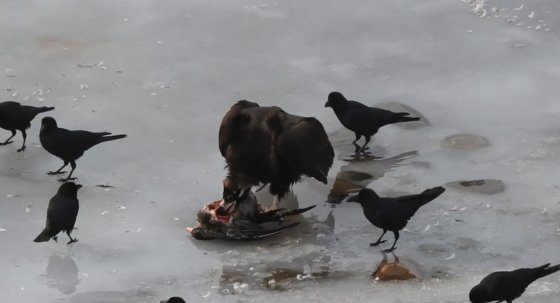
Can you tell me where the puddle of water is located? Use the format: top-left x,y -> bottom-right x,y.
442,134 -> 490,150
446,179 -> 505,195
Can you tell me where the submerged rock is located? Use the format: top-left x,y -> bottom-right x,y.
442,134 -> 489,150
454,237 -> 480,250
372,254 -> 420,281
446,179 -> 505,195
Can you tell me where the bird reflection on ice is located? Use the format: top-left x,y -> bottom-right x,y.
44,253 -> 80,295
328,150 -> 418,203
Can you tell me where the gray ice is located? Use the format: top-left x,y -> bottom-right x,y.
0,0 -> 559,302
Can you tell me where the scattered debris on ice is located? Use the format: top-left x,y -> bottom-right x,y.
444,253 -> 456,260
464,0 -> 487,17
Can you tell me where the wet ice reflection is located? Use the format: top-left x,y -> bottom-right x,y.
210,211 -> 336,294
44,253 -> 80,295
70,290 -> 155,303
328,150 -> 418,203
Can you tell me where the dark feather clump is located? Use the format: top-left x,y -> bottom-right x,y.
219,100 -> 334,200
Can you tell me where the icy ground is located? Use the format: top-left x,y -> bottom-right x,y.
1,0 -> 559,302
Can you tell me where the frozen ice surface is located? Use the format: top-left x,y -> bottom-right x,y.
0,0 -> 559,302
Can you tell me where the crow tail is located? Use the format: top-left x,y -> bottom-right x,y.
38,106 -> 55,113
96,134 -> 127,144
394,112 -> 420,123
416,186 -> 446,207
534,263 -> 560,280
33,227 -> 55,242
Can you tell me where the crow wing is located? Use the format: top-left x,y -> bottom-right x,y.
0,101 -> 29,130
47,194 -> 79,231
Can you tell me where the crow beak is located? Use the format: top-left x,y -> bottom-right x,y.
324,100 -> 331,108
347,194 -> 361,203
76,184 -> 83,189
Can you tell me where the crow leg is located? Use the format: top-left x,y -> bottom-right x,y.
17,130 -> 26,152
360,136 -> 371,152
66,230 -> 78,244
382,230 -> 399,253
370,230 -> 388,246
58,161 -> 77,182
48,161 -> 68,175
0,130 -> 15,146
53,235 -> 58,242
353,142 -> 362,154
352,133 -> 362,144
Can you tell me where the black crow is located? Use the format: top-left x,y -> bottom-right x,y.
470,263 -> 560,303
0,101 -> 54,152
40,117 -> 126,182
325,92 -> 420,151
34,182 -> 82,244
348,186 -> 445,252
219,100 -> 334,209
160,297 -> 186,303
